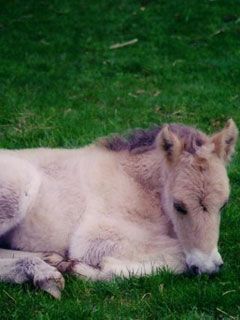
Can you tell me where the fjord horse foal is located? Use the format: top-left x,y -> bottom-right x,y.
0,120 -> 237,298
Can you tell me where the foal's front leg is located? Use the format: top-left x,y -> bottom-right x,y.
0,248 -> 72,273
0,256 -> 64,298
69,255 -> 185,281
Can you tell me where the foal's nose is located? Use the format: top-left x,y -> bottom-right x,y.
186,249 -> 224,275
188,262 -> 223,275
189,265 -> 200,275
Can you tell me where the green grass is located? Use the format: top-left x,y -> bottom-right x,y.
0,0 -> 240,319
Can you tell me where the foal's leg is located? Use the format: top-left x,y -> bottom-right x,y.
0,249 -> 111,281
70,254 -> 185,281
0,248 -> 44,259
0,158 -> 65,298
70,261 -> 113,280
70,244 -> 185,280
69,213 -> 186,280
70,236 -> 186,280
98,239 -> 186,278
100,254 -> 186,278
0,256 -> 64,298
0,248 -> 72,273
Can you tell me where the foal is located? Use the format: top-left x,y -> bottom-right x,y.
0,119 -> 237,298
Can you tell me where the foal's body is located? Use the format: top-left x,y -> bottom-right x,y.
0,147 -> 183,276
0,120 -> 237,298
1,147 -> 174,257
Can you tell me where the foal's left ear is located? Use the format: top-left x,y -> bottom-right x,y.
211,119 -> 238,163
156,125 -> 182,163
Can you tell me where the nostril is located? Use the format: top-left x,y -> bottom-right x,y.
189,265 -> 200,275
210,262 -> 223,275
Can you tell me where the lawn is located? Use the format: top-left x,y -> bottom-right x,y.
0,0 -> 240,319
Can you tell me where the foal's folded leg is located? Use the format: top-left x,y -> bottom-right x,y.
69,252 -> 186,281
0,256 -> 64,298
0,248 -> 72,273
100,254 -> 186,278
99,241 -> 186,278
70,261 -> 113,280
68,256 -> 185,281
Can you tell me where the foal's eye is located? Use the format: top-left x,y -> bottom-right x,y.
174,201 -> 188,215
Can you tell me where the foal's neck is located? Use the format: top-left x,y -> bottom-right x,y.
119,149 -> 168,192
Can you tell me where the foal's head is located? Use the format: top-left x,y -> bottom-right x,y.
158,119 -> 238,275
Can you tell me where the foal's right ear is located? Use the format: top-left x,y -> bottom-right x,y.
156,125 -> 182,163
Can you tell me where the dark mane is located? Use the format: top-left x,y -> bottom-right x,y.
98,124 -> 208,154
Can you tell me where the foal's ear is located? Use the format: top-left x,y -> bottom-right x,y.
156,125 -> 182,163
211,119 -> 238,163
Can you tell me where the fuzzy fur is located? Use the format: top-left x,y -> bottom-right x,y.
0,119 -> 238,297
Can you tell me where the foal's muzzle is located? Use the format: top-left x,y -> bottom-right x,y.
185,248 -> 224,275
187,262 -> 223,275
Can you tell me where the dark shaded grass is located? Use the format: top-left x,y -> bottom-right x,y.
0,0 -> 240,319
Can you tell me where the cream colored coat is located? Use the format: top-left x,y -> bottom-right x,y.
0,120 -> 237,298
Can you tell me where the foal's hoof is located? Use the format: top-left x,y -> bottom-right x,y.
41,252 -> 65,267
34,268 -> 65,299
41,252 -> 73,273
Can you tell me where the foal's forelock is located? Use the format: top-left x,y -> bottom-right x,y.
98,124 -> 208,155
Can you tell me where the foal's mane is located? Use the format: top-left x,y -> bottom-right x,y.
98,124 -> 208,155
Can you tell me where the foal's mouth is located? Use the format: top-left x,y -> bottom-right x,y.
186,263 -> 224,276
